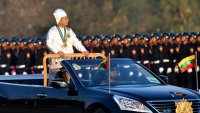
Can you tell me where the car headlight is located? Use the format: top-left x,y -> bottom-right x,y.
113,95 -> 152,113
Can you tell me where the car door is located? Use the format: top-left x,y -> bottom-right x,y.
29,85 -> 83,113
0,83 -> 35,113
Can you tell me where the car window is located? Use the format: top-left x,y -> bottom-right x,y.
69,59 -> 161,87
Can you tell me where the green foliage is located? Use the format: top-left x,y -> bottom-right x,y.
0,0 -> 200,37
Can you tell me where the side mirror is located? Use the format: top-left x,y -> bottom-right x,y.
159,75 -> 168,83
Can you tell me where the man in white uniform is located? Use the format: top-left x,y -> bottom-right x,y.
46,8 -> 88,84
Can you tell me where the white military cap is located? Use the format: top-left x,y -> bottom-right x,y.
53,8 -> 67,24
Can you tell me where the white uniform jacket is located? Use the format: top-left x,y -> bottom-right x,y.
46,25 -> 87,54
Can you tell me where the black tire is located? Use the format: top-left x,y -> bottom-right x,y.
92,108 -> 107,113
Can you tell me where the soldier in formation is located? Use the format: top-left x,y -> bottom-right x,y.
0,32 -> 200,90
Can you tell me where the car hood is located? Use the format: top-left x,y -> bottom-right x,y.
99,85 -> 199,101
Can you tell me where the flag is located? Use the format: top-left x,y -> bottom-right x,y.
98,56 -> 110,69
178,55 -> 196,73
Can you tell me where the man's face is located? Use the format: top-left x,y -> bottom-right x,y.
2,42 -> 7,48
59,16 -> 69,27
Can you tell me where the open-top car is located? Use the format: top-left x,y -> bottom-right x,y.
0,53 -> 199,113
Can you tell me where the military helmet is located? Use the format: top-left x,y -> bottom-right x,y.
102,35 -> 111,42
132,33 -> 141,39
182,32 -> 189,38
150,33 -> 160,39
122,35 -> 131,41
169,33 -> 176,39
189,32 -> 197,39
161,33 -> 169,39
92,35 -> 101,42
112,33 -> 122,41
142,34 -> 149,41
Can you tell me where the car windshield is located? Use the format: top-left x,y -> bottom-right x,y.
68,59 -> 161,87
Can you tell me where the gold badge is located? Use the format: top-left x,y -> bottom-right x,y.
140,48 -> 144,54
170,48 -> 174,53
67,32 -> 70,38
27,53 -> 30,59
159,46 -> 163,52
176,98 -> 193,113
101,50 -> 105,55
6,53 -> 11,59
61,43 -> 67,49
190,48 -> 194,53
132,50 -> 136,55
111,50 -> 115,55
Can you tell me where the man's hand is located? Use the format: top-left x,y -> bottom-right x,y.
83,51 -> 89,57
57,51 -> 65,58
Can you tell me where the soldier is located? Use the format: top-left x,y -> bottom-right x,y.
16,38 -> 29,74
0,38 -> 11,75
91,35 -> 102,53
174,33 -> 182,87
179,32 -> 192,89
26,38 -> 36,74
130,34 -> 141,63
149,33 -> 160,75
109,34 -> 121,58
82,35 -> 92,53
158,33 -> 170,76
121,35 -> 131,58
188,32 -> 197,89
9,38 -> 18,75
168,33 -> 177,85
101,35 -> 111,56
34,38 -> 48,74
196,33 -> 200,89
140,34 -> 150,68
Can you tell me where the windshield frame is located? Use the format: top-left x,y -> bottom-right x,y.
63,58 -> 166,87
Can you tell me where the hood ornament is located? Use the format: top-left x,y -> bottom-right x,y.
176,98 -> 193,113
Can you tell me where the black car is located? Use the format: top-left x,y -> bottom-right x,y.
0,58 -> 200,113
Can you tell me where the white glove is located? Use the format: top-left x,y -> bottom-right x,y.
174,66 -> 179,73
5,72 -> 9,75
23,71 -> 27,75
159,67 -> 164,73
187,68 -> 193,73
167,67 -> 172,74
11,71 -> 16,75
197,66 -> 199,72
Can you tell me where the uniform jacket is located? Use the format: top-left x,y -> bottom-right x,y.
46,26 -> 87,54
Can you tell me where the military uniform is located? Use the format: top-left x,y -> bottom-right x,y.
100,35 -> 111,56
140,35 -> 150,68
196,34 -> 200,89
188,33 -> 197,90
46,26 -> 87,54
46,9 -> 88,84
121,35 -> 131,58
9,38 -> 18,75
168,34 -> 176,85
158,33 -> 170,77
91,35 -> 102,53
109,34 -> 121,58
82,35 -> 92,53
0,39 -> 11,75
130,34 -> 141,63
16,39 -> 29,74
149,33 -> 160,75
34,38 -> 48,74
26,39 -> 36,74
179,33 -> 192,89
